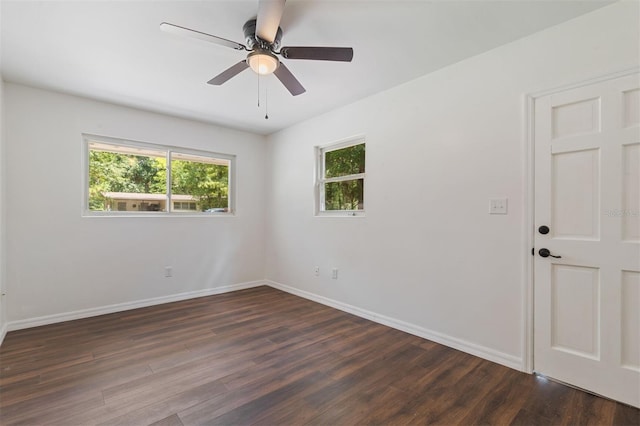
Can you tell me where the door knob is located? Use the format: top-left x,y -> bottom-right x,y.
539,248 -> 561,258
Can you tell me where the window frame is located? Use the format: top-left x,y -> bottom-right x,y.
82,134 -> 236,217
315,136 -> 366,217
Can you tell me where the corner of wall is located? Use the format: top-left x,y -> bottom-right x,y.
265,280 -> 524,371
0,75 -> 7,346
1,83 -> 270,332
262,133 -> 274,281
6,280 -> 267,332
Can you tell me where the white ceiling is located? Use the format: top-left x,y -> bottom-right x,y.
1,0 -> 613,135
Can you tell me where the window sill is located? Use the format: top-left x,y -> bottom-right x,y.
82,212 -> 235,218
315,211 -> 365,218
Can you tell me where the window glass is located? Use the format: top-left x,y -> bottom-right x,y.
325,144 -> 365,178
324,179 -> 364,211
85,137 -> 234,215
88,144 -> 166,212
317,140 -> 365,214
171,153 -> 230,212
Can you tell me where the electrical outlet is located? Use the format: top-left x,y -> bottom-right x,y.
331,268 -> 338,279
489,198 -> 508,214
164,266 -> 173,278
314,266 -> 320,276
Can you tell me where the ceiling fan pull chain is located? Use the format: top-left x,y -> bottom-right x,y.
257,73 -> 260,107
265,79 -> 269,120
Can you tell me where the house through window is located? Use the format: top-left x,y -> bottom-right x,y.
84,135 -> 234,215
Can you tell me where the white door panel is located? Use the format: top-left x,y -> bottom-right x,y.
534,72 -> 640,408
621,270 -> 640,372
623,143 -> 640,242
552,148 -> 600,240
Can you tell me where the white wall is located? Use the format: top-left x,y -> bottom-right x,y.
4,83 -> 266,324
0,77 -> 6,342
265,1 -> 640,369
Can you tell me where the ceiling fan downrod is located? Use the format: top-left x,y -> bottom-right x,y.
243,19 -> 282,52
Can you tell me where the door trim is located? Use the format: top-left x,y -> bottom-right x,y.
522,67 -> 640,374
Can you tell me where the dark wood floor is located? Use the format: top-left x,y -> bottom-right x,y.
0,286 -> 638,425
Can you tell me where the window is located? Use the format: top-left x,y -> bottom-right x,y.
317,138 -> 365,215
173,201 -> 197,211
84,135 -> 234,215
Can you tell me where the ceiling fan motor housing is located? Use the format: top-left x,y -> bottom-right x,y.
243,19 -> 282,51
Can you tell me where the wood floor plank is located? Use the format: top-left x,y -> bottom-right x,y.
147,414 -> 184,426
0,387 -> 105,425
519,375 -> 583,423
559,390 -> 617,426
177,369 -> 330,424
95,379 -> 228,426
1,362 -> 154,408
200,371 -> 326,425
102,354 -> 254,405
457,368 -> 537,425
0,286 -> 637,425
306,384 -> 412,425
0,351 -> 94,386
613,401 -> 640,426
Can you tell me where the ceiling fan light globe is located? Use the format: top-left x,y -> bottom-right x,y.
247,51 -> 279,75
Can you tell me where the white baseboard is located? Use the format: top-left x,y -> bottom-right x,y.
0,322 -> 7,347
266,280 -> 523,371
5,280 -> 266,333
3,279 -> 524,372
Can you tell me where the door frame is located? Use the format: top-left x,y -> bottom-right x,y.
522,67 -> 640,374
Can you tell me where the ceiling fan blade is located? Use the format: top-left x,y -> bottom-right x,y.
280,46 -> 354,62
207,61 -> 249,85
273,62 -> 305,96
160,22 -> 246,51
256,0 -> 286,43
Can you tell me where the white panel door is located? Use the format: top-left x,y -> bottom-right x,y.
534,73 -> 640,408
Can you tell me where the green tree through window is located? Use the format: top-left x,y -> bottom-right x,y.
171,157 -> 229,211
86,139 -> 232,213
319,141 -> 365,212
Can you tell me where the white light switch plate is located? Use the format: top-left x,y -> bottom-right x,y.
490,198 -> 508,214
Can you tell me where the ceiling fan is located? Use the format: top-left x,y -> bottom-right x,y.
160,0 -> 354,96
